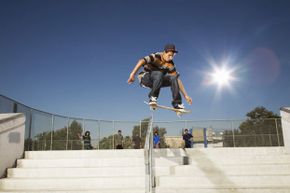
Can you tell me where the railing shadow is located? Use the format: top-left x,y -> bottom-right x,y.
189,149 -> 241,193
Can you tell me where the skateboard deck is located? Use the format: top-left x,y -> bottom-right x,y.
144,101 -> 191,116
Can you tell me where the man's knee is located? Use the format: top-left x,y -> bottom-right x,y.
168,75 -> 178,84
140,73 -> 152,88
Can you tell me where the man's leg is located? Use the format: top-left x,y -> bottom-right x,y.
149,71 -> 164,99
141,71 -> 163,99
140,72 -> 152,88
162,75 -> 182,107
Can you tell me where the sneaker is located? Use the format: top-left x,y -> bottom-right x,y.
173,103 -> 185,109
149,96 -> 157,105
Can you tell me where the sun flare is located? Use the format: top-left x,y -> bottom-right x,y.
203,63 -> 238,93
211,67 -> 233,87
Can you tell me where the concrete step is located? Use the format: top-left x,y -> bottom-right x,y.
25,149 -> 144,159
189,155 -> 290,165
1,189 -> 290,193
185,147 -> 287,156
7,167 -> 145,178
153,157 -> 185,166
0,190 -> 145,193
157,175 -> 290,188
17,158 -> 144,168
17,157 -> 184,168
153,149 -> 186,157
0,177 -> 145,190
172,164 -> 290,176
155,187 -> 290,193
8,166 -> 174,178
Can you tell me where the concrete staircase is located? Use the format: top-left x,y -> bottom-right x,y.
1,147 -> 290,193
0,149 -> 146,193
155,147 -> 290,193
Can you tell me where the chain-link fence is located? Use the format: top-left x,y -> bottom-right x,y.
0,95 -> 284,151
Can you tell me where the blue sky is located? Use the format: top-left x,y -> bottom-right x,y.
1,0 -> 290,121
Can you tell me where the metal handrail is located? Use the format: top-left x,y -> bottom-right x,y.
144,112 -> 154,193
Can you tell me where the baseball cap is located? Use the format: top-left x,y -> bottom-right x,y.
164,44 -> 178,53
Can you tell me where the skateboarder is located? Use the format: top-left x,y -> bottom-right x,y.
127,44 -> 192,109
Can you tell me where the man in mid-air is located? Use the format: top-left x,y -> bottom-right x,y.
127,44 -> 192,109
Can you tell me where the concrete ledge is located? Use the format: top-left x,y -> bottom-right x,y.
0,113 -> 25,178
0,113 -> 25,134
281,107 -> 290,154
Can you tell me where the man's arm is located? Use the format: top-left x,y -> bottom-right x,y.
127,59 -> 146,84
177,78 -> 192,105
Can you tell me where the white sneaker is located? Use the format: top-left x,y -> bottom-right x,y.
149,96 -> 157,105
174,103 -> 185,109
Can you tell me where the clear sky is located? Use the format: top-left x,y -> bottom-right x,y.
1,0 -> 290,121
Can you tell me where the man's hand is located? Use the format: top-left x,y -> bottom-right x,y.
128,59 -> 145,84
127,73 -> 135,84
185,95 -> 192,105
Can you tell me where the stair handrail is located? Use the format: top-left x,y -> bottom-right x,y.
144,112 -> 154,193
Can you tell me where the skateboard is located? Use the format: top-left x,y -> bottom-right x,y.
144,101 -> 191,116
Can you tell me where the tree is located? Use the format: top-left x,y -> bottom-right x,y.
99,135 -> 114,149
131,118 -> 168,148
32,120 -> 83,150
132,118 -> 150,148
223,106 -> 283,147
67,121 -> 83,150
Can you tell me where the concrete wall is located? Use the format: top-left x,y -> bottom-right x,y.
281,107 -> 290,154
0,113 -> 25,178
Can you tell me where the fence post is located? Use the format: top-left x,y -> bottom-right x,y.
203,128 -> 208,148
275,118 -> 281,146
28,109 -> 33,151
113,120 -> 115,149
50,115 -> 54,150
82,119 -> 85,150
98,120 -> 101,149
231,120 -> 236,147
140,121 -> 142,140
66,117 -> 69,150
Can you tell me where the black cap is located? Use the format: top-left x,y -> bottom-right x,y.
164,44 -> 178,53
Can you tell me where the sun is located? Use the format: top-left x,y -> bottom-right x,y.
210,67 -> 233,87
203,63 -> 237,92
